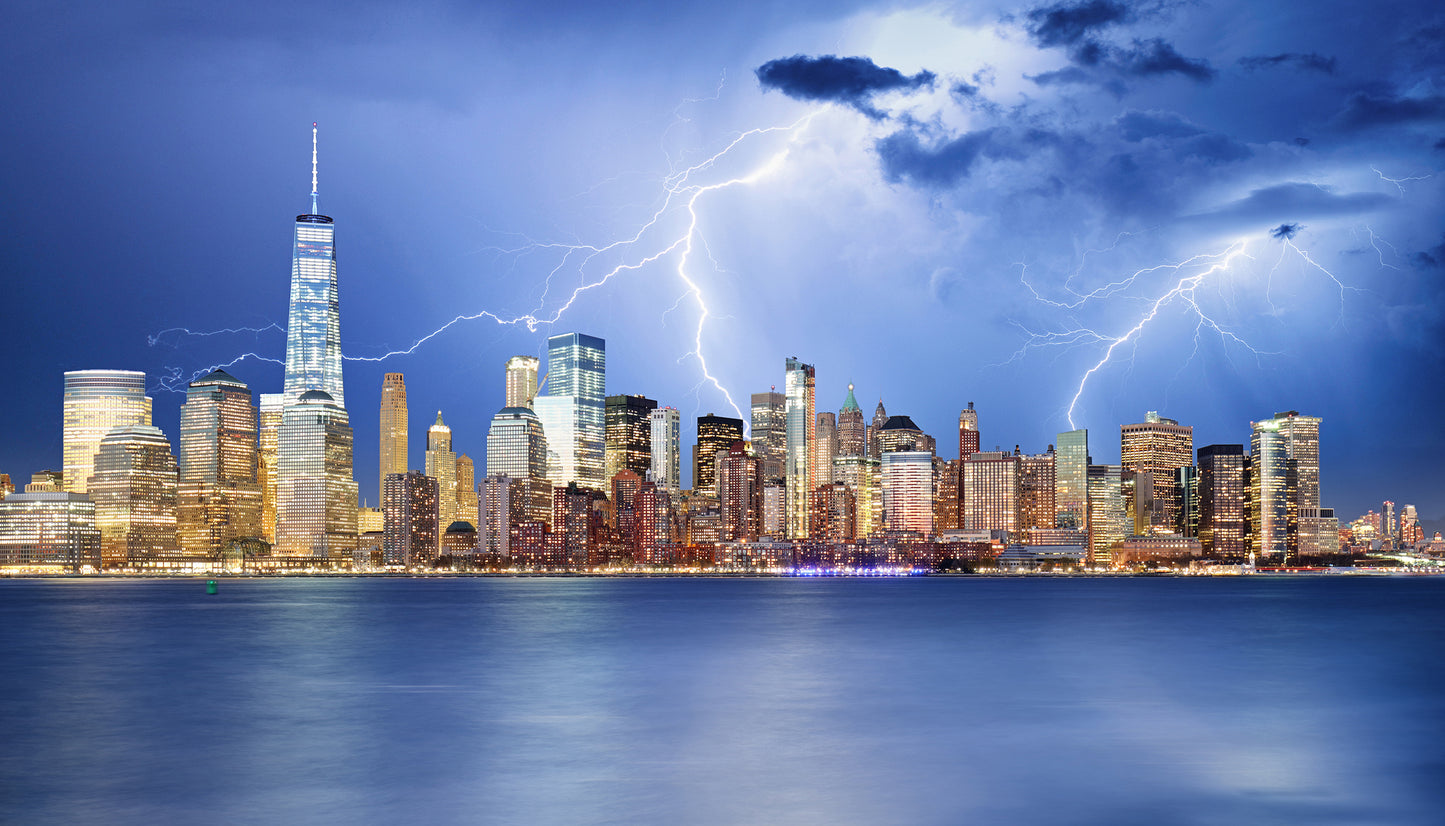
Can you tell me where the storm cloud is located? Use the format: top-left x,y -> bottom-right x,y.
756,54 -> 936,119
1238,52 -> 1337,74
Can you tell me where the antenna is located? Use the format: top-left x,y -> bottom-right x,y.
310,122 -> 319,215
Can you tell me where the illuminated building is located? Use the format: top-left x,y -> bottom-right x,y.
693,413 -> 744,495
611,469 -> 643,546
1122,469 -> 1155,537
505,355 -> 540,409
650,407 -> 681,491
90,424 -> 178,568
750,390 -> 786,483
837,384 -> 866,457
1018,447 -> 1056,530
258,393 -> 282,543
282,124 -> 344,408
442,521 -> 477,557
934,458 -> 961,532
882,450 -> 933,535
1249,416 -> 1298,562
1115,535 -> 1203,567
379,373 -> 408,506
425,412 -> 456,533
958,402 -> 980,460
383,470 -> 438,567
0,475 -> 12,501
0,492 -> 101,571
1055,429 -> 1089,530
605,394 -> 656,483
815,411 -> 837,486
275,390 -> 357,561
455,454 -> 477,528
784,357 -> 816,538
809,482 -> 855,543
1120,411 -> 1193,534
358,506 -> 383,534
878,416 -> 929,455
533,332 -> 606,488
1086,464 -> 1125,566
963,451 -> 1019,532
761,483 -> 785,537
1272,411 -> 1331,555
1175,466 -> 1198,537
833,453 -> 880,538
634,481 -> 675,564
487,407 -> 548,481
716,443 -> 761,541
480,474 -> 515,558
553,482 -> 602,567
869,399 -> 888,460
62,369 -> 152,494
26,471 -> 64,493
176,369 -> 262,558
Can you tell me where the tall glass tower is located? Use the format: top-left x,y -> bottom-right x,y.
283,123 -> 344,407
379,373 -> 408,506
534,333 -> 605,488
784,357 -> 815,539
62,370 -> 152,494
1055,429 -> 1089,530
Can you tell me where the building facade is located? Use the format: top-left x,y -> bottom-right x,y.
650,407 -> 681,491
378,373 -> 408,506
694,413 -> 744,495
1120,411 -> 1193,534
176,369 -> 262,558
90,424 -> 179,568
62,369 -> 152,494
275,390 -> 357,560
784,357 -> 816,538
383,470 -> 439,567
604,394 -> 657,483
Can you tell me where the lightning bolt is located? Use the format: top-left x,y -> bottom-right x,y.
148,322 -> 285,347
1371,165 -> 1432,194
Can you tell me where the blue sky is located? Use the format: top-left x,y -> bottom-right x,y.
3,0 -> 1442,522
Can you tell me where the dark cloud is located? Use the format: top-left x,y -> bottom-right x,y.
1116,110 -> 1203,141
1436,137 -> 1445,150
1025,0 -> 1132,47
1238,53 -> 1337,74
756,54 -> 935,119
876,129 -> 997,187
950,80 -> 1001,114
1027,38 -> 1214,88
1413,236 -> 1445,269
1271,222 -> 1301,240
1117,38 -> 1215,81
1187,182 -> 1392,231
1334,91 -> 1445,130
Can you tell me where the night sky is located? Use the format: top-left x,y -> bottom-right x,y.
3,0 -> 1442,524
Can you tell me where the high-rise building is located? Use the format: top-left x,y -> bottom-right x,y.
379,373 -> 408,506
634,481 -> 675,564
963,451 -> 1019,532
480,474 -> 515,559
1197,444 -> 1245,558
882,450 -> 933,535
0,492 -> 100,571
868,399 -> 888,460
275,390 -> 357,560
1249,418 -> 1296,562
382,470 -> 438,568
426,412 -> 456,532
1018,447 -> 1056,530
837,384 -> 866,457
62,369 -> 152,494
282,124 -> 344,408
761,483 -> 786,537
1120,411 -> 1193,534
1274,411 -> 1330,555
604,394 -> 657,483
833,453 -> 881,538
258,393 -> 283,543
176,370 -> 262,558
486,406 -> 549,479
505,355 -> 540,409
815,411 -> 838,487
809,482 -> 856,543
1086,464 -> 1125,566
934,458 -> 961,532
716,443 -> 761,542
650,407 -> 681,491
1055,429 -> 1089,530
958,402 -> 980,460
455,454 -> 477,528
877,415 -> 930,455
750,390 -> 787,483
534,332 -> 606,488
90,425 -> 178,568
784,357 -> 816,538
693,413 -> 744,495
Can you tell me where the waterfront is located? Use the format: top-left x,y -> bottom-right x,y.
2,577 -> 1442,824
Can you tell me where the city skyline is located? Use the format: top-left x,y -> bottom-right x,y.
2,1 -> 1442,525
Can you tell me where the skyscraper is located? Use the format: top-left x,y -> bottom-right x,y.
275,390 -> 357,560
505,355 -> 540,409
1249,417 -> 1296,562
1018,447 -> 1057,530
869,399 -> 888,460
750,390 -> 786,482
650,407 -> 681,491
1197,444 -> 1245,558
62,369 -> 152,494
426,411 -> 456,532
455,454 -> 477,528
379,373 -> 408,506
282,124 -> 344,407
958,402 -> 980,460
533,332 -> 606,488
604,394 -> 657,483
258,393 -> 282,543
1120,411 -> 1193,534
815,411 -> 838,487
716,443 -> 762,542
963,451 -> 1019,532
1055,429 -> 1089,530
882,450 -> 933,536
382,470 -> 438,568
90,425 -> 178,568
837,384 -> 866,457
784,357 -> 816,538
693,413 -> 744,495
1087,464 -> 1125,566
176,370 -> 262,558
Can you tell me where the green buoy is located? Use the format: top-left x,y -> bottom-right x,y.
206,579 -> 218,595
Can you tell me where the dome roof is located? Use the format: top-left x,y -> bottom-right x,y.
880,415 -> 921,431
445,520 -> 477,534
298,389 -> 334,402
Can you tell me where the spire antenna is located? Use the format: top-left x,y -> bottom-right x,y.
310,122 -> 319,215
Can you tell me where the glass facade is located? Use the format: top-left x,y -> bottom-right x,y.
750,391 -> 787,482
0,492 -> 100,571
1055,429 -> 1089,530
505,355 -> 539,409
693,413 -> 744,495
650,407 -> 681,491
784,357 -> 815,538
275,391 -> 357,560
537,333 -> 606,489
62,369 -> 152,494
1086,464 -> 1125,566
177,370 -> 262,557
258,393 -> 283,543
1119,412 -> 1194,534
379,373 -> 408,507
605,394 -> 657,483
1249,420 -> 1293,561
881,450 -> 932,535
283,213 -> 344,406
90,424 -> 179,568
425,412 -> 456,530
487,407 -> 549,480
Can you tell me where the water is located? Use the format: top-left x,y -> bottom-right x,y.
1,576 -> 1441,824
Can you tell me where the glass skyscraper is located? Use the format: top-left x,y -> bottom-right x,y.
650,407 -> 681,491
1055,429 -> 1089,530
62,369 -> 152,494
275,390 -> 358,559
90,424 -> 178,568
176,369 -> 262,558
283,124 -> 344,407
379,373 -> 408,507
534,333 -> 605,489
784,357 -> 815,538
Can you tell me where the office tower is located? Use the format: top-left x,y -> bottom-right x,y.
1197,444 -> 1245,558
382,470 -> 438,568
1055,429 -> 1089,530
868,399 -> 888,460
480,474 -> 515,559
0,492 -> 101,571
1270,411 -> 1329,554
1086,464 -> 1125,566
505,355 -> 540,409
455,454 -> 477,527
1176,466 -> 1198,537
283,124 -> 344,407
258,393 -> 282,543
1250,413 -> 1315,561
882,450 -> 933,535
552,482 -> 599,567
533,332 -> 606,488
761,483 -> 786,537
275,391 -> 358,560
1122,469 -> 1155,536
358,506 -> 384,534
809,482 -> 856,543
612,469 -> 643,546
878,415 -> 929,455
958,402 -> 980,460
1120,411 -> 1193,534
425,412 -> 456,532
1380,500 -> 1396,548
784,357 -> 816,538
815,411 -> 838,487
650,407 -> 681,491
716,443 -> 761,542
176,370 -> 262,558
837,384 -> 866,457
605,394 -> 657,483
486,406 -> 549,479
1018,447 -> 1056,530
963,451 -> 1020,532
751,390 -> 787,483
833,454 -> 881,538
1401,504 -> 1422,545
634,481 -> 674,564
694,413 -> 745,495
934,458 -> 961,532
379,373 -> 408,506
62,369 -> 152,494
90,425 -> 178,568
